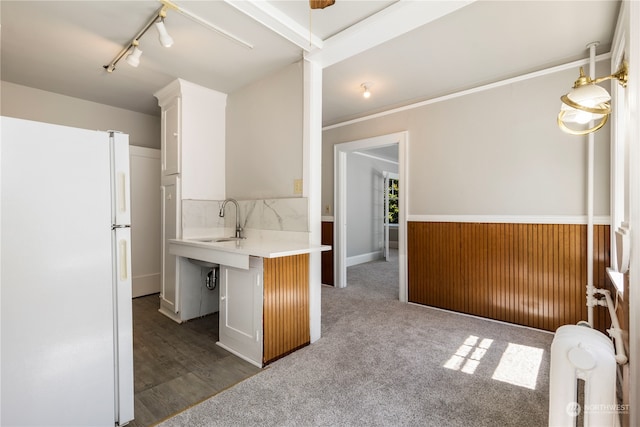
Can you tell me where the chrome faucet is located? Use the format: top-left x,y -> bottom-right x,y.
219,198 -> 244,239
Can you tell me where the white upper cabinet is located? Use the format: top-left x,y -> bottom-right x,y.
161,96 -> 181,176
154,78 -> 227,200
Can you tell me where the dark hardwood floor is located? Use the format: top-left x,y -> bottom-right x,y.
128,294 -> 261,427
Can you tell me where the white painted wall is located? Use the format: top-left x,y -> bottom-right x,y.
226,62 -> 304,199
322,61 -> 611,218
0,81 -> 160,148
346,151 -> 398,262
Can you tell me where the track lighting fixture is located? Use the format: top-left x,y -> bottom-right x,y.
104,0 -> 252,73
103,5 -> 171,73
361,82 -> 373,99
557,61 -> 629,135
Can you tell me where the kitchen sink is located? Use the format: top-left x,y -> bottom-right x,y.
192,237 -> 245,243
170,237 -> 250,270
187,258 -> 219,268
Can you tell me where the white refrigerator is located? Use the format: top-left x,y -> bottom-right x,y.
1,116 -> 135,426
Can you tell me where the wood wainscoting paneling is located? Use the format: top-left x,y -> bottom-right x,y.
321,221 -> 334,285
408,222 -> 611,333
263,254 -> 310,365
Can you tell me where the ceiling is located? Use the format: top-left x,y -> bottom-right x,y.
356,144 -> 399,163
0,1 -> 621,127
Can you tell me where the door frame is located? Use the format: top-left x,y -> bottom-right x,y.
333,131 -> 408,302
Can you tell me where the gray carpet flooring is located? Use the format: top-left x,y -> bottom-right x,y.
158,252 -> 553,426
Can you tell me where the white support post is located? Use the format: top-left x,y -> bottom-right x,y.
586,42 -> 597,327
303,58 -> 323,343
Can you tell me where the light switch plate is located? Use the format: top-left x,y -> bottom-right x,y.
293,179 -> 303,195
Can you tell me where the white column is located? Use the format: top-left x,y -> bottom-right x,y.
303,58 -> 323,343
586,42 -> 597,327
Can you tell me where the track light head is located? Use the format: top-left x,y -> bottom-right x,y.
155,19 -> 174,48
125,45 -> 143,67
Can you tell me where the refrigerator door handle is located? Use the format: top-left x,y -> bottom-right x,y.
110,132 -> 131,226
118,239 -> 129,281
117,172 -> 128,215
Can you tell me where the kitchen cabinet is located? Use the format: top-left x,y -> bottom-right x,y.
219,258 -> 264,366
217,253 -> 310,367
161,174 -> 180,314
161,174 -> 218,320
154,78 -> 226,199
161,95 -> 180,176
155,79 -> 227,322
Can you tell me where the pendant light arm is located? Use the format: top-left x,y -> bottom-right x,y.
591,61 -> 629,87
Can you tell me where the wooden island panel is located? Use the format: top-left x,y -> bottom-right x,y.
263,253 -> 310,365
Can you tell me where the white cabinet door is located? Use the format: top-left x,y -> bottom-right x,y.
160,175 -> 180,314
161,96 -> 180,176
219,258 -> 263,366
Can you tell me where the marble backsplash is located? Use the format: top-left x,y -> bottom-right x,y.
182,197 -> 309,236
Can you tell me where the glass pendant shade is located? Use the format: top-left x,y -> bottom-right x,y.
560,84 -> 611,124
557,81 -> 611,135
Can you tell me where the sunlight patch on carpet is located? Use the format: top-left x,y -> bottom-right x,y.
491,343 -> 543,390
443,335 -> 494,374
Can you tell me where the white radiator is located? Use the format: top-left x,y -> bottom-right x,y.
549,325 -> 618,426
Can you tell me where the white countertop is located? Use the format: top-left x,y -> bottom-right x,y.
169,229 -> 330,269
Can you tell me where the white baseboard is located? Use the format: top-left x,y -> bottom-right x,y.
158,304 -> 182,324
132,273 -> 160,298
407,214 -> 611,225
347,251 -> 383,267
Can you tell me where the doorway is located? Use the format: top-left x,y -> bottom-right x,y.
333,131 -> 408,302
